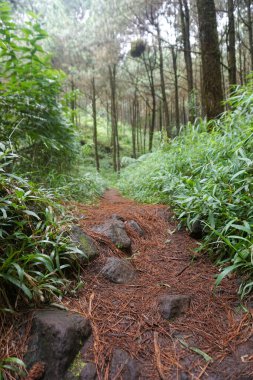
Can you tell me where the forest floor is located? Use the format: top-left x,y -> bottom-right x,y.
64,189 -> 253,380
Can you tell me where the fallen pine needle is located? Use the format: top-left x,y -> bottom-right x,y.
154,331 -> 166,380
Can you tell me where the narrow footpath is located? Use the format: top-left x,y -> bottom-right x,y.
64,189 -> 253,380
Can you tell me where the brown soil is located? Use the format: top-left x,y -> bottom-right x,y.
64,189 -> 253,380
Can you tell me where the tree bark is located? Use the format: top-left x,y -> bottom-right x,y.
196,0 -> 224,120
91,76 -> 100,172
172,47 -> 180,134
156,22 -> 171,137
143,50 -> 157,152
131,94 -> 137,159
227,0 -> 237,86
108,64 -> 120,172
179,0 -> 195,123
245,0 -> 253,71
70,78 -> 76,125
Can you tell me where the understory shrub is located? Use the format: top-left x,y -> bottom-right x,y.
119,80 -> 253,296
0,2 -> 78,173
0,143 -> 86,312
46,171 -> 106,203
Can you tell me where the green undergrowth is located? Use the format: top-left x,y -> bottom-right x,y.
0,143 -> 89,314
119,80 -> 253,297
24,167 -> 107,204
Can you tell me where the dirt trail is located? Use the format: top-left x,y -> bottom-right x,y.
65,189 -> 253,380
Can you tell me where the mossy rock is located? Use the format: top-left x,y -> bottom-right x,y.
70,226 -> 99,261
65,352 -> 86,379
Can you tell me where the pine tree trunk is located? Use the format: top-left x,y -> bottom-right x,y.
92,77 -> 99,171
131,96 -> 137,159
156,23 -> 171,137
196,0 -> 224,120
108,64 -> 119,172
143,53 -> 156,152
70,79 -> 75,125
172,47 -> 180,134
228,0 -> 237,86
179,0 -> 195,123
245,0 -> 253,71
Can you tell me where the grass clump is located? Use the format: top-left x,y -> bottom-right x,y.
119,80 -> 253,296
0,143 -> 86,312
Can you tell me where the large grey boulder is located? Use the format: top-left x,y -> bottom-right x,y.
25,309 -> 92,380
158,294 -> 191,320
109,349 -> 140,380
92,215 -> 131,253
70,225 -> 98,261
101,257 -> 135,284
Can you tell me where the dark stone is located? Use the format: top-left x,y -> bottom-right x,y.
109,349 -> 140,380
126,220 -> 144,237
25,309 -> 92,380
101,257 -> 135,284
180,373 -> 191,380
158,294 -> 191,320
189,219 -> 204,239
92,217 -> 131,252
80,363 -> 98,380
111,214 -> 125,222
70,225 -> 98,261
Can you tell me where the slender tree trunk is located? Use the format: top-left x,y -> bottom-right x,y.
108,64 -> 120,172
179,0 -> 195,123
144,102 -> 149,154
159,100 -> 163,132
239,41 -> 244,85
143,53 -> 156,152
70,79 -> 75,125
183,97 -> 187,124
91,77 -> 99,171
228,0 -> 237,86
106,98 -> 110,139
245,0 -> 253,71
172,47 -> 180,134
131,95 -> 137,158
156,23 -> 171,137
136,99 -> 140,154
196,0 -> 224,120
243,50 -> 247,82
199,63 -> 205,117
149,75 -> 156,152
221,54 -> 226,102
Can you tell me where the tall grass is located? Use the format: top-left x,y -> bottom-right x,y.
119,80 -> 253,296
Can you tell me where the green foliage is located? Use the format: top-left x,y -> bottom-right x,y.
119,80 -> 253,296
46,171 -> 106,203
0,357 -> 26,380
0,143 -> 85,311
0,2 -> 77,171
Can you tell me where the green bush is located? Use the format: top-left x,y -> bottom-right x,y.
0,2 -> 77,172
119,80 -> 253,296
46,171 -> 106,203
0,143 -> 85,311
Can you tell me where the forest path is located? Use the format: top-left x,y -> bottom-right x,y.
65,189 -> 252,380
